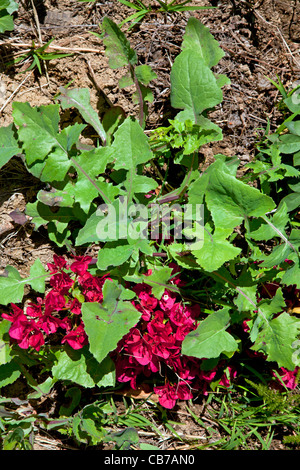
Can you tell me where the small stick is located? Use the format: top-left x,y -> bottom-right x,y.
0,71 -> 33,115
0,41 -> 104,54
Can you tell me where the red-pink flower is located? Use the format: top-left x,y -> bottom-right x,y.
49,271 -> 74,294
125,329 -> 153,366
70,256 -> 92,276
176,382 -> 193,400
159,289 -> 177,311
61,323 -> 88,349
2,303 -> 24,323
169,304 -> 196,341
9,315 -> 44,351
133,284 -> 158,311
47,255 -> 68,273
200,368 -> 217,382
26,298 -> 43,318
153,382 -> 178,409
68,298 -> 82,315
115,356 -> 145,389
273,367 -> 299,390
39,313 -> 65,335
44,290 -> 66,314
132,302 -> 152,322
79,272 -> 106,302
171,356 -> 200,381
219,366 -> 237,387
169,262 -> 186,287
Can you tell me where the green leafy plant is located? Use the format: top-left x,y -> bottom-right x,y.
245,79 -> 300,218
91,16 -> 157,127
1,15 -> 300,448
113,0 -> 214,29
1,15 -> 300,370
0,0 -> 18,33
8,38 -> 73,75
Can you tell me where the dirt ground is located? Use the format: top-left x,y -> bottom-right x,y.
0,0 -> 300,451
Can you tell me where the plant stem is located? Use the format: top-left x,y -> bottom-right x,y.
129,64 -> 145,127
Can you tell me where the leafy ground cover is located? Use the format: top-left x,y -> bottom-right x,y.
0,0 -> 300,451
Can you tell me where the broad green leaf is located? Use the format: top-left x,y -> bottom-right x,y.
58,87 -> 106,144
215,73 -> 231,88
76,210 -> 108,245
0,0 -> 18,15
260,243 -> 293,268
251,312 -> 300,370
233,285 -> 257,313
170,49 -> 223,120
0,361 -> 21,387
39,147 -> 71,182
187,172 -> 209,206
71,146 -> 115,211
37,187 -> 74,208
134,65 -> 157,86
81,280 -> 142,364
0,261 -> 49,306
0,0 -> 17,33
123,171 -> 158,205
182,17 -> 224,68
58,387 -> 81,416
278,134 -> 300,153
257,287 -> 286,320
76,197 -> 131,245
280,261 -> 300,289
0,124 -> 20,169
172,114 -> 223,149
119,72 -> 134,89
52,347 -> 115,388
26,201 -> 76,232
111,116 -> 153,170
279,191 -> 300,212
260,228 -> 299,269
204,160 -> 276,237
0,13 -> 14,32
286,120 -> 300,136
284,93 -> 300,114
249,203 -> 289,241
277,250 -> 300,289
192,230 -> 241,272
97,243 -> 134,270
28,376 -> 57,400
142,266 -> 174,299
294,151 -> 300,166
0,320 -> 12,365
12,102 -> 61,166
167,242 -> 199,270
182,308 -> 238,359
0,265 -> 24,305
38,122 -> 86,182
102,105 -> 126,145
29,257 -> 47,293
102,17 -> 137,68
106,428 -> 139,450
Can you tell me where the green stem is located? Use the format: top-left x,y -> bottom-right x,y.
129,64 -> 145,128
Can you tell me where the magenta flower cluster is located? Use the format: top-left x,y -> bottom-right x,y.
1,255 -> 298,409
112,265 -> 238,408
2,255 -> 107,351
